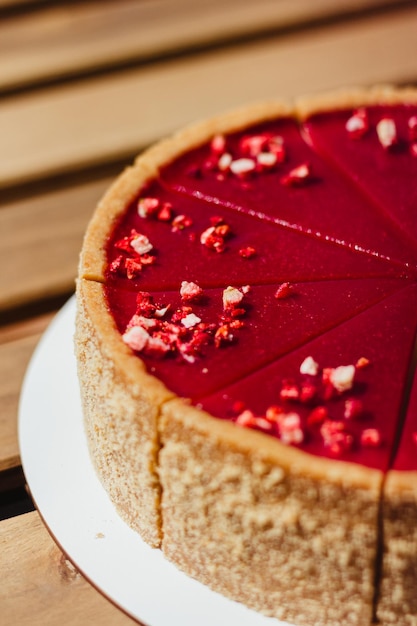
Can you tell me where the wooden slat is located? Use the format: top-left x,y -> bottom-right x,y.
0,0 -> 41,8
0,314 -> 52,471
0,0 -> 404,93
0,6 -> 417,190
0,511 -> 138,625
0,177 -> 112,310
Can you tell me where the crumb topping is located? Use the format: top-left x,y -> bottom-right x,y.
105,102 -> 417,467
121,285 -> 249,363
233,356 -> 382,457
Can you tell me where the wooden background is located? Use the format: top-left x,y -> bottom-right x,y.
1,0 -> 416,623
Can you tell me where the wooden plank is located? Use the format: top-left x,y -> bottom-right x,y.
0,177 -> 112,310
0,511 -> 138,626
0,6 -> 417,190
0,314 -> 52,471
0,0 -> 403,92
0,0 -> 41,8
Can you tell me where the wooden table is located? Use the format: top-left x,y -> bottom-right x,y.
1,1 -> 416,623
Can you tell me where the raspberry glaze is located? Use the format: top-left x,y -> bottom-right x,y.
104,103 -> 417,472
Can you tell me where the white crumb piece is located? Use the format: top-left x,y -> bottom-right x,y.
130,233 -> 153,255
376,118 -> 397,148
257,152 -> 277,167
218,152 -> 233,171
329,364 -> 355,393
230,158 -> 256,175
122,325 -> 149,351
299,356 -> 319,376
181,313 -> 201,329
180,280 -> 203,301
222,286 -> 244,309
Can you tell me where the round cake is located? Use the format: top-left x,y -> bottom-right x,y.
75,86 -> 417,626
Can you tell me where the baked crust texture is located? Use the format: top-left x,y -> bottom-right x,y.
378,472 -> 417,625
159,401 -> 380,626
75,278 -> 173,547
74,86 -> 417,625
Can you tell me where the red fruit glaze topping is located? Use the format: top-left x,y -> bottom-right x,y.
104,103 -> 417,471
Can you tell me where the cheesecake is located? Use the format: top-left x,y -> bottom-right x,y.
75,86 -> 417,626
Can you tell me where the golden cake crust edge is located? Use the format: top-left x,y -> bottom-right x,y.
160,399 -> 381,625
75,278 -> 174,546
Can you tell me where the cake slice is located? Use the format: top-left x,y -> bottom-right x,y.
300,88 -> 417,256
158,283 -> 417,626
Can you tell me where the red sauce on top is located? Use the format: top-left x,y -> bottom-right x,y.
104,104 -> 417,472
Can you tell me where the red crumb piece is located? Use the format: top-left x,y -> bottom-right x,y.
344,398 -> 363,420
410,143 -> 417,158
278,412 -> 304,445
307,406 -> 328,426
235,410 -> 273,432
235,409 -> 257,427
274,282 -> 292,299
239,133 -> 286,163
265,405 -> 284,423
157,203 -> 173,222
210,134 -> 227,154
281,163 -> 312,186
356,356 -> 370,369
320,420 -> 353,455
232,400 -> 246,414
239,134 -> 270,156
125,258 -> 142,279
171,306 -> 193,323
214,324 -> 234,347
136,291 -> 158,317
114,235 -> 135,253
109,255 -> 126,274
145,335 -> 172,357
171,214 -> 193,231
216,223 -> 232,238
210,216 -> 225,226
187,329 -> 212,353
254,417 -> 275,432
268,136 -> 286,162
280,380 -> 299,401
239,246 -> 256,259
345,108 -> 369,139
299,379 -> 317,403
361,428 -> 382,447
408,116 -> 417,141
137,197 -> 160,218
140,253 -> 156,265
200,220 -> 232,253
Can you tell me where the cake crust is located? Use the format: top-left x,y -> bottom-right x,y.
75,278 -> 174,546
296,84 -> 417,119
75,86 -> 417,625
378,471 -> 417,625
159,400 -> 380,625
